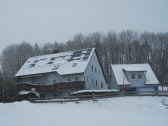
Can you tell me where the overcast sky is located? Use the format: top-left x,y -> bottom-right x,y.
0,0 -> 168,53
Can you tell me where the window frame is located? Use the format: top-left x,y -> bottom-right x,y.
131,74 -> 135,79
67,76 -> 71,82
96,80 -> 98,86
92,66 -> 94,71
72,63 -> 77,67
74,75 -> 79,81
101,83 -> 103,88
138,74 -> 142,79
95,67 -> 97,73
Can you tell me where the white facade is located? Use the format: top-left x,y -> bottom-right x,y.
84,51 -> 107,90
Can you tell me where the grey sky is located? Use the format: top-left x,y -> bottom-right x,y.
0,0 -> 168,53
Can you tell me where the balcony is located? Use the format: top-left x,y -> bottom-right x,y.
17,81 -> 85,91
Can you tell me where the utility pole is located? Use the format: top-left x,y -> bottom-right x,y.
122,70 -> 125,94
2,77 -> 5,103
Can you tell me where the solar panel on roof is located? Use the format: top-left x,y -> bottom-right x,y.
74,50 -> 82,54
73,53 -> 82,57
73,57 -> 81,60
81,49 -> 87,52
52,65 -> 59,70
67,58 -> 73,62
83,56 -> 89,61
85,52 -> 91,56
40,58 -> 47,61
15,48 -> 95,77
73,50 -> 83,56
29,64 -> 35,68
47,61 -> 53,64
50,57 -> 55,61
87,48 -> 92,52
58,56 -> 66,59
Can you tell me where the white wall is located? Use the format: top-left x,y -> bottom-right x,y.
84,51 -> 108,90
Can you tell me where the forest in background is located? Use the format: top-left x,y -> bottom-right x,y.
0,30 -> 168,97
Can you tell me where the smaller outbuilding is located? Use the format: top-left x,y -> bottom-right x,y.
110,64 -> 159,93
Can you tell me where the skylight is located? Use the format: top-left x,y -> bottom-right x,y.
33,60 -> 38,64
52,65 -> 59,70
50,57 -> 55,61
72,63 -> 77,67
47,61 -> 53,64
29,64 -> 35,68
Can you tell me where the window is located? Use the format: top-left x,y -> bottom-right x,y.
131,74 -> 135,79
40,94 -> 45,98
101,83 -> 103,88
87,76 -> 88,83
95,67 -> 97,73
96,80 -> 98,86
53,94 -> 58,97
53,80 -> 56,84
92,66 -> 94,71
138,74 -> 142,79
67,76 -> 71,81
72,63 -> 77,67
74,76 -> 78,81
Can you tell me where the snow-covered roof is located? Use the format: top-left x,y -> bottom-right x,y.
123,66 -> 146,72
15,48 -> 95,77
111,64 -> 160,85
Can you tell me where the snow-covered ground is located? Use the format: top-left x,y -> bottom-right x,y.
0,96 -> 168,126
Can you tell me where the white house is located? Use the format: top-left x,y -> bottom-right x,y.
110,64 -> 159,93
15,48 -> 107,98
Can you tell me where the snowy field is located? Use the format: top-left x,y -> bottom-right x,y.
0,96 -> 168,126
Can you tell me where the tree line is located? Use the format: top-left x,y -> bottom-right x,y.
0,30 -> 168,98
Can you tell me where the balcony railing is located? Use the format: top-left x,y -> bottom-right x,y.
17,81 -> 85,91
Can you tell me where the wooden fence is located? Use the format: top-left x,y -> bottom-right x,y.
30,91 -> 168,103
1,91 -> 168,103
